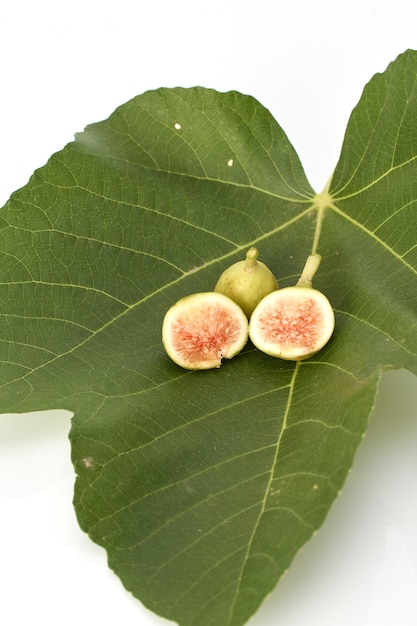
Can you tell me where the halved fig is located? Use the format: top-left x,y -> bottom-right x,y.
249,254 -> 335,360
249,287 -> 334,360
162,292 -> 248,369
214,247 -> 278,317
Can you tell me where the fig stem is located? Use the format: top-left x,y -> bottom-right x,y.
245,247 -> 259,270
296,253 -> 322,288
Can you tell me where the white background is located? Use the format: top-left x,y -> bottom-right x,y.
1,1 -> 417,624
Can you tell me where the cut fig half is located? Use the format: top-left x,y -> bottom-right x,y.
249,286 -> 335,361
162,292 -> 249,370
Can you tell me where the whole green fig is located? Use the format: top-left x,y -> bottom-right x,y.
214,247 -> 278,317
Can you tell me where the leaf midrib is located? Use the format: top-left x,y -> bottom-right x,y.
226,362 -> 300,625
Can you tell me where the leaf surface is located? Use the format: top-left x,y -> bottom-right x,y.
1,51 -> 416,626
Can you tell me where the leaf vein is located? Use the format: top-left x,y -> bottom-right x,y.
330,204 -> 417,277
227,362 -> 300,623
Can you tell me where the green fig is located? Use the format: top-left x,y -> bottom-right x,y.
214,247 -> 278,317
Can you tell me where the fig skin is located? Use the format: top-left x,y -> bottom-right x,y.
162,292 -> 248,370
214,247 -> 278,318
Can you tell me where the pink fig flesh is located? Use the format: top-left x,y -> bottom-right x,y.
249,287 -> 335,360
162,292 -> 248,369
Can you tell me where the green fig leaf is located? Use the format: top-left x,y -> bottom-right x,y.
1,50 -> 417,626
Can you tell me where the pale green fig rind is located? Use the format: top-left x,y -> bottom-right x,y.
214,258 -> 279,318
249,287 -> 335,361
162,292 -> 249,370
